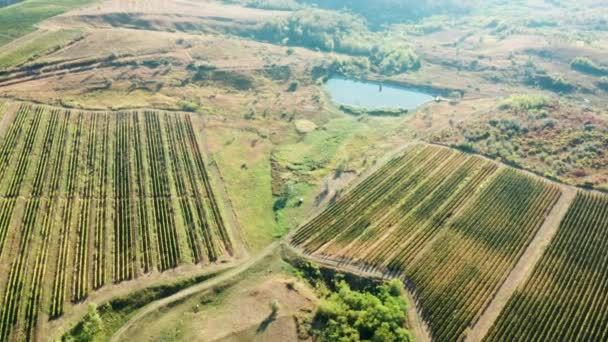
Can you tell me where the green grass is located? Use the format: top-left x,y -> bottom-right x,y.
273,181 -> 315,238
209,127 -> 277,251
0,29 -> 82,69
0,0 -> 95,46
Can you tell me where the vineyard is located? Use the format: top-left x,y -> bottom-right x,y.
485,192 -> 608,341
291,143 -> 563,341
0,104 -> 234,341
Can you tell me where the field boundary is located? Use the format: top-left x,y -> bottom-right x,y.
465,185 -> 577,341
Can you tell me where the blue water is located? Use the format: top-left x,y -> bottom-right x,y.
325,78 -> 434,110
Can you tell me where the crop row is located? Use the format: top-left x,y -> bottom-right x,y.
0,108 -> 55,341
23,110 -> 70,341
114,112 -> 135,282
0,105 -> 31,256
351,157 -> 497,270
406,169 -> 561,341
293,144 -> 439,251
0,106 -> 234,340
93,115 -> 109,289
73,113 -> 97,301
290,144 -> 565,341
50,111 -> 83,318
131,112 -> 152,273
183,115 -> 233,255
485,192 -> 608,341
143,111 -> 181,270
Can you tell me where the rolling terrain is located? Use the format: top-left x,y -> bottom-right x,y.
0,0 -> 607,341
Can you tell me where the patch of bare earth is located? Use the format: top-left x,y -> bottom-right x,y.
119,273 -> 317,342
465,186 -> 577,341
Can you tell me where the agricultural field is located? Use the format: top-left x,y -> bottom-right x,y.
485,191 -> 608,341
0,29 -> 83,70
2,0 -> 608,341
0,0 -> 93,46
0,104 -> 237,341
291,143 -> 563,340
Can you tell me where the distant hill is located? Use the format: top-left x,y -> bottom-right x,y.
298,0 -> 476,27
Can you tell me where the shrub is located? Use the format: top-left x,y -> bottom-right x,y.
288,81 -> 299,92
570,57 -> 608,76
311,280 -> 412,342
179,100 -> 199,112
499,94 -> 550,111
528,74 -> 575,93
596,77 -> 608,92
270,299 -> 280,318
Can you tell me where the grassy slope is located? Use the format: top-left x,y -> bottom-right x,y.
62,270 -> 225,341
0,0 -> 95,46
208,126 -> 277,252
273,110 -> 412,240
273,116 -> 369,237
0,29 -> 82,69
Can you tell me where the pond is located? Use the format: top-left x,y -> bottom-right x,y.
325,78 -> 435,110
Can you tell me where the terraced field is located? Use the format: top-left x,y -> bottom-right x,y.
291,143 -> 563,341
485,192 -> 608,341
0,104 -> 234,341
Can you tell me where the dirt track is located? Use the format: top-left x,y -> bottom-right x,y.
108,241 -> 280,342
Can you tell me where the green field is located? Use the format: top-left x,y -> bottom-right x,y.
0,0 -> 94,46
407,168 -> 560,340
0,29 -> 82,69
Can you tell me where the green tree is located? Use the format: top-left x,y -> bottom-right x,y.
79,304 -> 103,341
312,280 -> 412,341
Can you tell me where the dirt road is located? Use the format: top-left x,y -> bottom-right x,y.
109,241 -> 280,342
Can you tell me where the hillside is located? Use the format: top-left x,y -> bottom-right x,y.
0,0 -> 607,341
